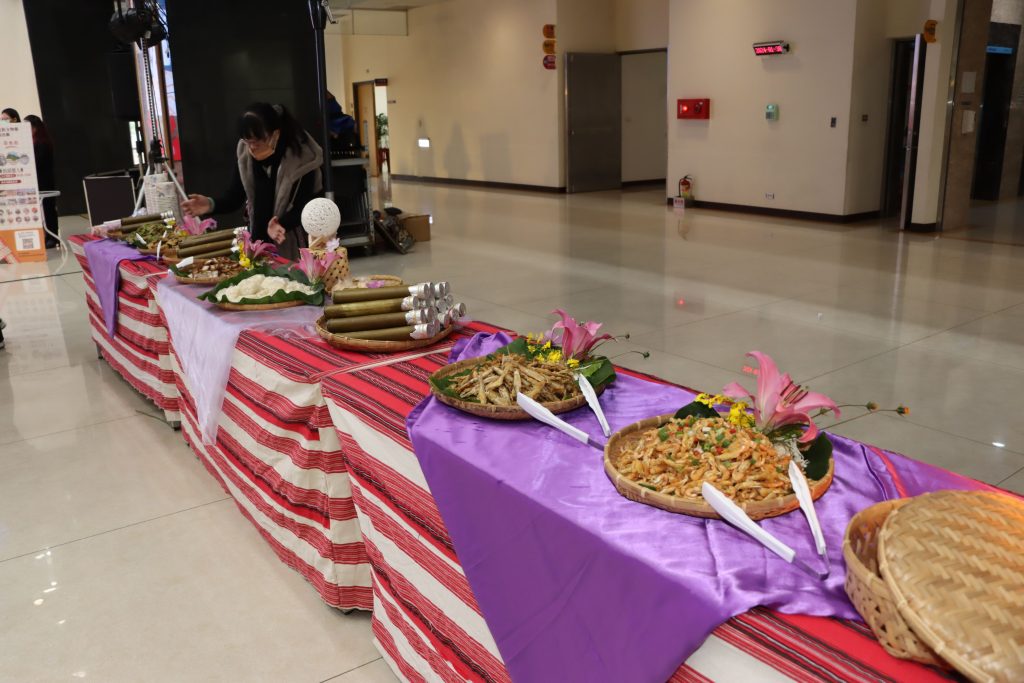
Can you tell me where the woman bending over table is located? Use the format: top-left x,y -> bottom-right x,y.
181,103 -> 323,260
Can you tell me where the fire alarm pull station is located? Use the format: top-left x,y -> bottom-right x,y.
677,98 -> 710,120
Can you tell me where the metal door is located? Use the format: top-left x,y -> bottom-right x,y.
566,53 -> 621,193
899,35 -> 927,230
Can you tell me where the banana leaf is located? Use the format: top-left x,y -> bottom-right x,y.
197,264 -> 324,306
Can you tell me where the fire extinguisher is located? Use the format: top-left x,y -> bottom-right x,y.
678,176 -> 694,204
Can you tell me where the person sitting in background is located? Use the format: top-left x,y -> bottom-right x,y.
1,108 -> 21,123
24,115 -> 58,248
180,103 -> 323,260
326,91 -> 358,152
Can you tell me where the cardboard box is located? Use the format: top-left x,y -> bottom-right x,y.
401,214 -> 431,242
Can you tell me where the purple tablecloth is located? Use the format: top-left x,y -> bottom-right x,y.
155,277 -> 319,443
408,333 -> 985,683
82,238 -> 154,336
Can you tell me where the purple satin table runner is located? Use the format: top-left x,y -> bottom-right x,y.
408,333 -> 985,683
156,277 -> 319,444
83,238 -> 155,336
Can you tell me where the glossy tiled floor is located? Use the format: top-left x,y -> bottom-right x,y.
2,184 -> 1024,681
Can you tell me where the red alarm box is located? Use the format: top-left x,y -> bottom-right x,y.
677,98 -> 710,119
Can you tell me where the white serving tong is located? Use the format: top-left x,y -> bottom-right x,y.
576,374 -> 611,437
516,392 -> 604,450
702,480 -> 830,581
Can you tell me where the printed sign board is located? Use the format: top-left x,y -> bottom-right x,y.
0,122 -> 45,263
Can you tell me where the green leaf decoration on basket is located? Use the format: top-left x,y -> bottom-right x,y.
428,337 -> 616,404
673,401 -> 720,420
197,264 -> 324,306
801,432 -> 833,481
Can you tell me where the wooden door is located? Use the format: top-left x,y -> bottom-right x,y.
355,81 -> 379,177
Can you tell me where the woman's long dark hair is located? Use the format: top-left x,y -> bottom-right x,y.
238,102 -> 306,156
2,108 -> 20,123
24,115 -> 51,146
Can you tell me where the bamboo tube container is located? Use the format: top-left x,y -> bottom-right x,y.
184,246 -> 234,260
331,282 -> 446,304
324,295 -> 425,318
180,228 -> 238,248
342,322 -> 441,341
324,309 -> 435,334
120,212 -> 171,227
177,237 -> 237,257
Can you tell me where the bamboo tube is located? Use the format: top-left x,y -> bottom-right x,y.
177,237 -> 237,257
180,228 -> 238,248
332,282 -> 441,304
342,322 -> 441,341
184,246 -> 234,260
324,296 -> 423,318
324,309 -> 435,334
120,212 -> 170,227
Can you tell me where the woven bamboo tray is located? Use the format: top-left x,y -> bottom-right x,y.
842,499 -> 945,666
173,260 -> 242,286
603,414 -> 833,519
428,355 -> 599,420
214,299 -> 306,312
878,490 -> 1024,683
315,315 -> 453,352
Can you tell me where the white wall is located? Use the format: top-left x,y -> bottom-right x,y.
614,0 -> 668,52
666,1 -> 858,215
0,0 -> 41,120
341,0 -> 561,187
622,51 -> 667,182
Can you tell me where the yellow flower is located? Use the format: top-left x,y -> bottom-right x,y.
545,349 -> 563,364
566,358 -> 580,368
695,393 -> 714,406
238,253 -> 252,269
728,401 -> 755,429
542,341 -> 552,350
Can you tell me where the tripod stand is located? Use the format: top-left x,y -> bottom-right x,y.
132,25 -> 187,212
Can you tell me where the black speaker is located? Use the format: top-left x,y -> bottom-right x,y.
107,50 -> 142,122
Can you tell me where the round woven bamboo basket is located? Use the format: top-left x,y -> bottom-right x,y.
315,316 -> 453,352
878,490 -> 1024,683
428,355 -> 599,420
214,299 -> 307,312
603,414 -> 833,519
842,499 -> 946,666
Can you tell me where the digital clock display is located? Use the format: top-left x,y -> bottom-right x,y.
753,41 -> 790,56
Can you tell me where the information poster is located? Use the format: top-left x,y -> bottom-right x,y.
0,122 -> 45,263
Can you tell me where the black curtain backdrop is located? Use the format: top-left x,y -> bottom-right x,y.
165,0 -> 322,222
22,1 -> 133,216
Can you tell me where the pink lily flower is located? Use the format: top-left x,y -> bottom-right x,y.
239,229 -> 277,262
181,215 -> 217,236
295,248 -> 339,283
722,351 -> 839,443
543,309 -> 613,360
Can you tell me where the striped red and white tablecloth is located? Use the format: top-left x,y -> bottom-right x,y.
161,324 -> 495,612
320,340 -> 959,683
69,234 -> 180,424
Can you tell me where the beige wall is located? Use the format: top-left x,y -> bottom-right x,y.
341,0 -> 561,187
614,0 -> 668,52
0,0 -> 41,120
666,0 -> 858,215
324,21 -> 346,105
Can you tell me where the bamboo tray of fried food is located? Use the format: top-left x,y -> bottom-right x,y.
604,414 -> 833,519
429,353 -> 598,420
